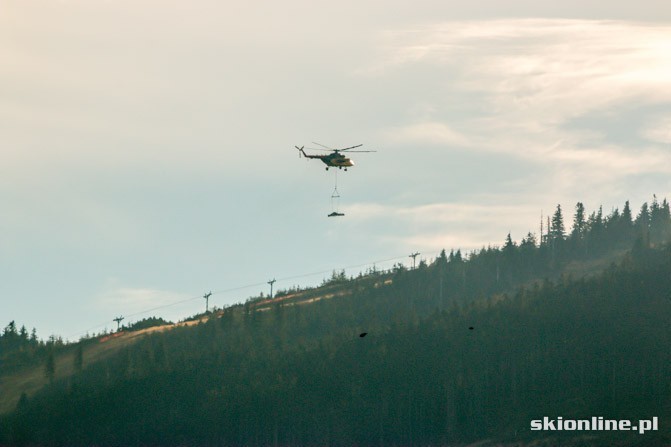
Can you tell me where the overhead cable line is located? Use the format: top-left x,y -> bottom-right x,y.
66,251 -> 442,340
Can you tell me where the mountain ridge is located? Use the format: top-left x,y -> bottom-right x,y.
1,199 -> 669,446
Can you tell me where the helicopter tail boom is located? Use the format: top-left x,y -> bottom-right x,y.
295,146 -> 325,160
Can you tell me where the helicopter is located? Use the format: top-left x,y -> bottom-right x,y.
295,142 -> 375,170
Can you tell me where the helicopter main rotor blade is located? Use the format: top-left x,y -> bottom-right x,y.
309,142 -> 375,152
338,144 -> 364,151
341,150 -> 376,153
311,142 -> 334,150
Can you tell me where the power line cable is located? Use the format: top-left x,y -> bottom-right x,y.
65,251 -> 441,340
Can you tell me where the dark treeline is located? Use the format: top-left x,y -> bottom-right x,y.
0,322 -> 62,376
1,199 -> 670,446
0,318 -> 167,379
429,197 -> 671,305
122,317 -> 173,332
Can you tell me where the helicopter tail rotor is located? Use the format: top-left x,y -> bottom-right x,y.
295,146 -> 304,158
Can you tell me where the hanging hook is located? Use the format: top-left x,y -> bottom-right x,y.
331,169 -> 340,198
328,169 -> 344,217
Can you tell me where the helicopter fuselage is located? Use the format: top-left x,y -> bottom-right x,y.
299,148 -> 354,169
320,153 -> 354,168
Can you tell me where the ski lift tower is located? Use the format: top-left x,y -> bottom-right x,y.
268,279 -> 276,299
409,252 -> 420,269
113,316 -> 124,332
203,291 -> 212,313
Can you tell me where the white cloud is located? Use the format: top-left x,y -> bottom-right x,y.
641,115 -> 671,144
363,19 -> 671,209
346,200 -> 542,253
381,122 -> 472,147
368,19 -> 671,158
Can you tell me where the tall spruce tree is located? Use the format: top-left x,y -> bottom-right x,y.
550,204 -> 566,241
571,202 -> 586,240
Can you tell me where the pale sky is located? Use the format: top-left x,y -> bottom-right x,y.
2,0 -> 671,339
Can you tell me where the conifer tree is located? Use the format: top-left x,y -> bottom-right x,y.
622,201 -> 633,225
571,202 -> 586,239
19,325 -> 28,341
436,249 -> 447,266
503,233 -> 515,251
520,232 -> 536,248
3,321 -> 17,338
635,202 -> 650,230
550,204 -> 566,240
650,197 -> 671,245
635,202 -> 651,247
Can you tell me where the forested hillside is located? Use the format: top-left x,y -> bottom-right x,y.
1,199 -> 670,446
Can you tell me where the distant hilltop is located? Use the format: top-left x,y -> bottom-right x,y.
1,198 -> 670,447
